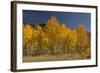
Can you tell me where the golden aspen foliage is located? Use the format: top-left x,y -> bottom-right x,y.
45,16 -> 59,40
23,16 -> 90,59
68,30 -> 78,51
24,24 -> 33,39
23,24 -> 33,56
46,16 -> 59,28
56,24 -> 68,39
76,24 -> 89,49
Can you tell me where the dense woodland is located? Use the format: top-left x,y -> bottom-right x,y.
23,16 -> 91,59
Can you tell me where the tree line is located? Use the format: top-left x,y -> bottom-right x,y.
23,16 -> 90,58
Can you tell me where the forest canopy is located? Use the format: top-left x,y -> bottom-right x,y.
23,16 -> 91,60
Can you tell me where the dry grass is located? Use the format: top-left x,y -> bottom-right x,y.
23,53 -> 90,62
